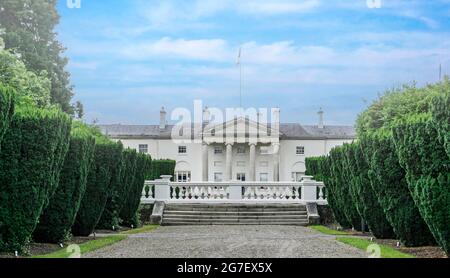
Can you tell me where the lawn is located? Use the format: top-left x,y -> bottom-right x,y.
336,237 -> 415,258
32,235 -> 127,258
121,225 -> 159,235
310,225 -> 349,235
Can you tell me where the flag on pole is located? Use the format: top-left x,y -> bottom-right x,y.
236,47 -> 241,66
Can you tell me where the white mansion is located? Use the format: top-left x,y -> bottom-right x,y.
99,107 -> 355,183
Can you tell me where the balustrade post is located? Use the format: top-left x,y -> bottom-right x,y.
301,178 -> 318,202
154,175 -> 172,201
228,182 -> 242,201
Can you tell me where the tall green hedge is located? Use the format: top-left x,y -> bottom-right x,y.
308,156 -> 351,228
120,154 -> 152,227
0,84 -> 14,148
149,159 -> 175,180
393,116 -> 450,255
0,106 -> 71,252
344,142 -> 394,238
72,140 -> 123,236
33,122 -> 95,243
360,134 -> 435,246
329,147 -> 363,230
431,93 -> 449,157
97,148 -> 138,230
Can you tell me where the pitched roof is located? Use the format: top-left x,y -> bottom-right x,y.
98,123 -> 356,140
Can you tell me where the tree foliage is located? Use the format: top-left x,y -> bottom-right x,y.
0,48 -> 51,107
0,0 -> 75,113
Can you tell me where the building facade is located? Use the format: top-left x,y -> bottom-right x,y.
99,108 -> 356,182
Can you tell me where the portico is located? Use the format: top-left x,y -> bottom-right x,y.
202,116 -> 281,182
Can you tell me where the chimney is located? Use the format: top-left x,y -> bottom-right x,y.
160,107 -> 167,130
203,106 -> 210,125
318,108 -> 324,129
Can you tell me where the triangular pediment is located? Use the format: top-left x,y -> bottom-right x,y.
203,117 -> 281,144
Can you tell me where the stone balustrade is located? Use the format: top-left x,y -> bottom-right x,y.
142,175 -> 327,205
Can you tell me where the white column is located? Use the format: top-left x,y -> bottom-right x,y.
249,143 -> 256,181
272,143 -> 280,182
202,143 -> 209,181
225,143 -> 233,181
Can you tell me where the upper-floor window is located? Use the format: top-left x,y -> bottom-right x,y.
214,172 -> 223,182
296,146 -> 305,155
237,146 -> 246,154
139,144 -> 148,154
178,146 -> 187,154
214,146 -> 223,154
260,173 -> 269,182
211,129 -> 216,137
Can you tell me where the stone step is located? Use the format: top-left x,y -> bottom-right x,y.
162,221 -> 309,226
164,210 -> 307,216
163,215 -> 308,220
163,217 -> 308,223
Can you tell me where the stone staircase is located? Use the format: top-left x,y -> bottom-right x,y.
161,204 -> 310,226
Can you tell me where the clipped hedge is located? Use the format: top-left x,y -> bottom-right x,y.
33,122 -> 96,243
97,148 -> 138,230
360,134 -> 435,246
305,157 -> 323,181
344,142 -> 394,238
329,147 -> 363,230
120,153 -> 152,227
72,140 -> 123,236
393,116 -> 450,255
431,93 -> 449,157
0,106 -> 71,252
311,156 -> 351,228
0,84 -> 14,147
149,159 -> 175,180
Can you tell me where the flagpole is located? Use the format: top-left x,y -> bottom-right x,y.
240,58 -> 242,107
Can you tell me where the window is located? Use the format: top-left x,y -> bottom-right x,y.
211,129 -> 216,137
237,146 -> 246,154
178,146 -> 187,154
138,144 -> 148,154
260,146 -> 269,155
292,172 -> 305,182
214,161 -> 222,167
236,161 -> 246,167
296,146 -> 305,155
175,171 -> 191,182
260,173 -> 268,182
214,146 -> 223,154
214,172 -> 223,182
236,173 -> 246,181
260,161 -> 269,167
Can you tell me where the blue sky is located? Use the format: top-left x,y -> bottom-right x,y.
57,0 -> 450,125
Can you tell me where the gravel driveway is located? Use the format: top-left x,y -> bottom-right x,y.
85,225 -> 366,258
